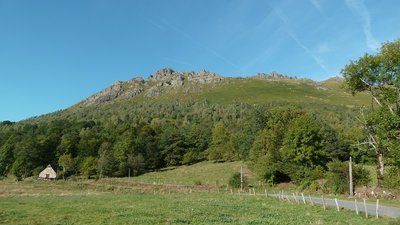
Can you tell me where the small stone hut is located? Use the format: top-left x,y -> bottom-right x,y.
38,164 -> 57,180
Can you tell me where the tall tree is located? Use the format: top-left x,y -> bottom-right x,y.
342,39 -> 400,184
206,122 -> 236,161
97,142 -> 117,177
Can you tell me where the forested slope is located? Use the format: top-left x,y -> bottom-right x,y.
0,69 -> 371,184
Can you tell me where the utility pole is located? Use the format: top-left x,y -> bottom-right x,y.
240,166 -> 243,192
349,156 -> 353,196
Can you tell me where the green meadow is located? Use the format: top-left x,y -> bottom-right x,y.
1,161 -> 399,225
1,186 -> 397,225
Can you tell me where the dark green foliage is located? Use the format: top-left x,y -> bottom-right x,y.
0,141 -> 14,176
79,156 -> 97,178
342,39 -> 400,185
383,167 -> 400,191
228,172 -> 247,188
0,93 -> 368,181
206,122 -> 237,162
97,142 -> 117,177
325,160 -> 370,194
250,108 -> 353,188
58,154 -> 76,178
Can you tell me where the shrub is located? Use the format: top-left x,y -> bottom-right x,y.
383,167 -> 400,191
182,150 -> 201,165
32,166 -> 44,177
193,180 -> 202,186
325,160 -> 370,194
229,172 -> 248,188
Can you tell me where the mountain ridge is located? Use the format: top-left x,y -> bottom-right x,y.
77,68 -> 354,109
12,68 -> 369,124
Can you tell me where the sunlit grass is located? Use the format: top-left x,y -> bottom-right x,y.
1,191 -> 397,225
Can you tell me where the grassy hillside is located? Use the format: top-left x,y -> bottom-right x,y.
24,75 -> 370,125
127,161 -> 255,186
193,78 -> 370,106
96,77 -> 370,107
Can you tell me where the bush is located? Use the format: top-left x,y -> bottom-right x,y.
182,150 -> 201,165
383,167 -> 400,191
229,172 -> 248,188
325,160 -> 370,194
32,166 -> 44,177
193,180 -> 202,186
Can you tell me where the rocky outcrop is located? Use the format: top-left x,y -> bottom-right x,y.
122,87 -> 144,98
81,68 -> 226,104
84,81 -> 124,106
253,71 -> 289,80
145,86 -> 161,98
187,70 -> 224,84
148,68 -> 185,88
123,77 -> 145,98
142,68 -> 224,98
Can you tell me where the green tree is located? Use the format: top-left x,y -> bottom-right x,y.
0,141 -> 14,176
127,153 -> 145,176
80,156 -> 97,178
342,39 -> 400,184
206,122 -> 236,161
280,115 -> 330,169
113,131 -> 135,176
97,142 -> 117,177
249,108 -> 304,183
58,154 -> 75,178
136,125 -> 163,170
57,132 -> 79,157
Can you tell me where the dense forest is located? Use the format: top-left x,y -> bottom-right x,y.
0,100 -> 371,191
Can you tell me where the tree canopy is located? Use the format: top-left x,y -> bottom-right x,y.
342,39 -> 400,184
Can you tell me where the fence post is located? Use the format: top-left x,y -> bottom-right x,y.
335,198 -> 340,211
292,193 -> 299,203
322,195 -> 326,210
349,156 -> 353,196
355,199 -> 359,215
363,199 -> 368,218
376,199 -> 379,218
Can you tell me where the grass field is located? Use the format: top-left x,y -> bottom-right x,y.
1,161 -> 400,224
1,180 -> 398,225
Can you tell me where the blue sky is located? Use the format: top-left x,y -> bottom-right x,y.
1,0 -> 400,121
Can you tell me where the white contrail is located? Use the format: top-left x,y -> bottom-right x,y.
310,0 -> 322,12
161,20 -> 239,70
275,9 -> 329,74
287,31 -> 329,74
345,0 -> 379,50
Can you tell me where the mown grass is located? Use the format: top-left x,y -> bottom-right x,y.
1,189 -> 398,225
